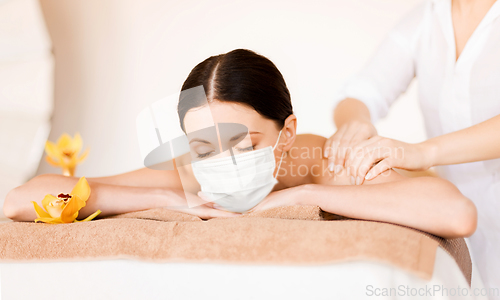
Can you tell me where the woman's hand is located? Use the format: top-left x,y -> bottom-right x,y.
168,189 -> 242,219
345,136 -> 433,185
247,186 -> 305,213
323,120 -> 377,173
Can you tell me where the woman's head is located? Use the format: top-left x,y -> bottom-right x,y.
178,49 -> 293,130
178,49 -> 296,161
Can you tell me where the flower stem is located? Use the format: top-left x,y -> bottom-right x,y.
62,167 -> 75,177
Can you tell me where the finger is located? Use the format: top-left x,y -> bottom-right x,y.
323,136 -> 333,158
344,140 -> 374,176
345,136 -> 383,177
365,158 -> 394,181
246,204 -> 262,214
329,140 -> 341,172
250,195 -> 273,211
324,138 -> 337,171
329,126 -> 348,172
346,144 -> 373,182
345,146 -> 361,181
201,202 -> 215,209
335,124 -> 360,168
355,151 -> 383,185
201,207 -> 242,219
197,191 -> 213,206
349,130 -> 376,149
180,191 -> 209,208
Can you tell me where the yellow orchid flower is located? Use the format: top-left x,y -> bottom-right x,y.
31,177 -> 101,224
45,133 -> 89,176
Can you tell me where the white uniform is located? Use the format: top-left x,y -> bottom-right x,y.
334,0 -> 500,295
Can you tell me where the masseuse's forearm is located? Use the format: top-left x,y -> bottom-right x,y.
334,98 -> 372,128
299,178 -> 477,238
4,174 -> 171,222
423,114 -> 500,166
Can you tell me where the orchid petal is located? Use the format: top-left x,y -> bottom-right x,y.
45,141 -> 61,160
75,196 -> 86,210
57,133 -> 72,148
46,204 -> 64,219
60,195 -> 80,223
73,133 -> 83,154
31,201 -> 51,219
42,194 -> 59,211
45,156 -> 61,167
71,177 -> 91,202
77,148 -> 89,163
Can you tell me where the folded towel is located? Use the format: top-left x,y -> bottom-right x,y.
0,205 -> 471,285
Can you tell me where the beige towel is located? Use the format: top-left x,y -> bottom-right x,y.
0,205 -> 471,285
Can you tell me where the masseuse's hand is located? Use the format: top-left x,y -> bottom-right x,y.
323,120 -> 377,173
345,136 -> 432,185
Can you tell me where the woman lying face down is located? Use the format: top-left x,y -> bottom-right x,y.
4,49 -> 477,239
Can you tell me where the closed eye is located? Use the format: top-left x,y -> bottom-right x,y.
236,145 -> 255,152
197,151 -> 215,158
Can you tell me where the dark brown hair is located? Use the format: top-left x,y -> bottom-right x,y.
178,49 -> 293,131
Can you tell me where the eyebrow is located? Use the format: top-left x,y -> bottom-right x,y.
189,138 -> 211,145
189,131 -> 262,144
229,131 -> 263,141
229,132 -> 246,142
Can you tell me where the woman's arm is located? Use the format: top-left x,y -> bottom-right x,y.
254,172 -> 476,238
86,166 -> 184,188
425,114 -> 500,166
303,174 -> 476,239
4,166 -> 237,221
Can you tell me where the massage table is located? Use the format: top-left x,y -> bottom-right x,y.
0,206 -> 488,300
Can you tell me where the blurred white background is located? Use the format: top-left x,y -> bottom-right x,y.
0,0 -> 53,217
1,0 -> 427,214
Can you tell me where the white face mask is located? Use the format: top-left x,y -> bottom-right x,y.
191,130 -> 284,213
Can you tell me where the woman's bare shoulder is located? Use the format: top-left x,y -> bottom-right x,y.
291,134 -> 403,185
288,134 -> 326,164
294,133 -> 327,147
286,134 -> 345,185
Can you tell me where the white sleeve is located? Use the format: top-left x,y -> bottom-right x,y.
333,3 -> 427,123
